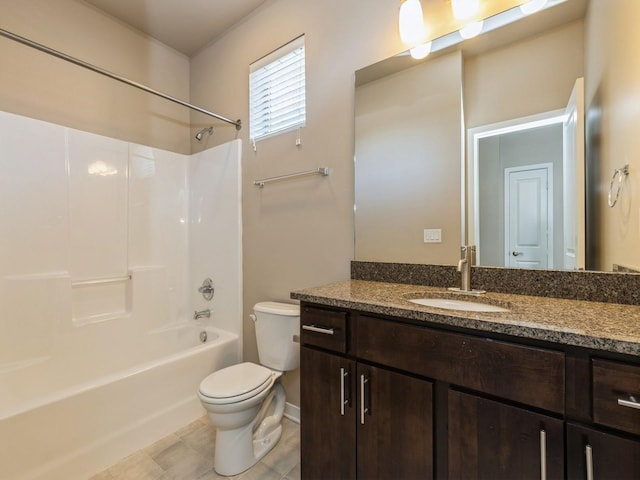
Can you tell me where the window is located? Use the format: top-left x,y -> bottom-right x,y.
250,36 -> 305,142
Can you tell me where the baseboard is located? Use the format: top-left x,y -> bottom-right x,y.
283,401 -> 300,424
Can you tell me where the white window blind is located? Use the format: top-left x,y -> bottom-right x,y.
250,36 -> 305,142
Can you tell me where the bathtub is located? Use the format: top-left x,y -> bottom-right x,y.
0,325 -> 240,480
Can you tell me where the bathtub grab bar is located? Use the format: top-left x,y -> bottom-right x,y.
72,275 -> 131,287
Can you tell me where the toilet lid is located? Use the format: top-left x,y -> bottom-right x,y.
253,301 -> 300,316
199,362 -> 273,401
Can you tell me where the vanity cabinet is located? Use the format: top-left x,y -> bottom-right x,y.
300,306 -> 433,480
353,314 -> 565,413
299,301 -> 640,479
591,359 -> 640,436
566,424 -> 640,479
300,346 -> 356,479
448,389 -> 564,479
356,362 -> 433,479
354,313 -> 565,480
565,358 -> 640,479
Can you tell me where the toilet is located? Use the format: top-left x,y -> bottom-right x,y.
198,301 -> 300,476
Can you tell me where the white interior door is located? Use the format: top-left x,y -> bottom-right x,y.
505,164 -> 553,268
562,78 -> 585,270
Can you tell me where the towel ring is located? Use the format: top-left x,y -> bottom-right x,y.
608,164 -> 629,208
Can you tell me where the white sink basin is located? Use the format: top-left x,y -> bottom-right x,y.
408,297 -> 510,313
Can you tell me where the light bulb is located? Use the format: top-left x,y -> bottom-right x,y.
520,0 -> 548,15
459,20 -> 484,39
410,41 -> 432,59
451,0 -> 480,21
399,0 -> 426,47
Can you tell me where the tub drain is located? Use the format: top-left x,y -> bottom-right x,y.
200,331 -> 207,343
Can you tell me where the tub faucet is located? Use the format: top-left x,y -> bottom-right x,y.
194,309 -> 211,320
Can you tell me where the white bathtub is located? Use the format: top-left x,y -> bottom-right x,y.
0,325 -> 240,480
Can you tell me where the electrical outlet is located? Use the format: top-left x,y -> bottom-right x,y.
423,228 -> 442,243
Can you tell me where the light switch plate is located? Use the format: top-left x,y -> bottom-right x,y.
424,228 -> 442,243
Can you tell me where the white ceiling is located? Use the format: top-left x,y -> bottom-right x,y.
84,0 -> 269,56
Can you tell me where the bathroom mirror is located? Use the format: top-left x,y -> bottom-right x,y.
355,0 -> 638,272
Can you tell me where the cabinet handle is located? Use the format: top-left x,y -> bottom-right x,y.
340,367 -> 349,416
540,429 -> 547,480
302,324 -> 335,335
618,397 -> 640,410
585,444 -> 594,480
360,374 -> 368,425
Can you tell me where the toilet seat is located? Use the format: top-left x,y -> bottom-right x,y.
199,362 -> 275,405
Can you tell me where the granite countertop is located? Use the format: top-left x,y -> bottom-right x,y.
291,279 -> 640,357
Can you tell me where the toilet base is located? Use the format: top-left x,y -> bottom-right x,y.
253,423 -> 282,463
212,383 -> 285,476
213,423 -> 282,476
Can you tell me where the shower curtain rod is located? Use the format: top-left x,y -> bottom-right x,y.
0,28 -> 242,130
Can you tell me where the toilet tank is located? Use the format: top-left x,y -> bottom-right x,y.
253,302 -> 300,371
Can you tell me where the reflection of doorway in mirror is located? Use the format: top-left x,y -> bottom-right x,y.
504,164 -> 553,268
467,78 -> 585,270
468,111 -> 568,269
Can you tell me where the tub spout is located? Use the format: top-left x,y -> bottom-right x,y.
194,309 -> 211,320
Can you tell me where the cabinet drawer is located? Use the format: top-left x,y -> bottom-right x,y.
593,358 -> 640,436
355,315 -> 565,413
300,306 -> 348,353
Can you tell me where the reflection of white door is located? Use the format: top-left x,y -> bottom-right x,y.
504,164 -> 553,268
563,78 -> 585,270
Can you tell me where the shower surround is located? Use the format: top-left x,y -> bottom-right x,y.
0,110 -> 243,479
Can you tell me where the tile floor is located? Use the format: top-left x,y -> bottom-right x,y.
90,417 -> 300,480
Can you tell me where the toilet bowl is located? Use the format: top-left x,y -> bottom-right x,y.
198,301 -> 299,476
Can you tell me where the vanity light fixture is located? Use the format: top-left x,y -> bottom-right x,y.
398,0 -> 567,61
399,0 -> 427,47
451,0 -> 483,39
399,0 -> 433,59
520,0 -> 548,15
410,41 -> 433,59
451,0 -> 480,21
459,20 -> 484,39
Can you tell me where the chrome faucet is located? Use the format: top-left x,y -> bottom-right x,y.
194,309 -> 211,320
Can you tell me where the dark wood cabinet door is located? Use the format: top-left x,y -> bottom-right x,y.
448,389 -> 564,480
355,315 -> 565,414
357,363 -> 433,480
300,346 -> 356,480
567,423 -> 640,479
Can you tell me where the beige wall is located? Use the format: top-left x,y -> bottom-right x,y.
585,0 -> 640,271
0,0 -> 191,153
464,19 -> 584,129
355,52 -> 463,265
190,0 -> 407,406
